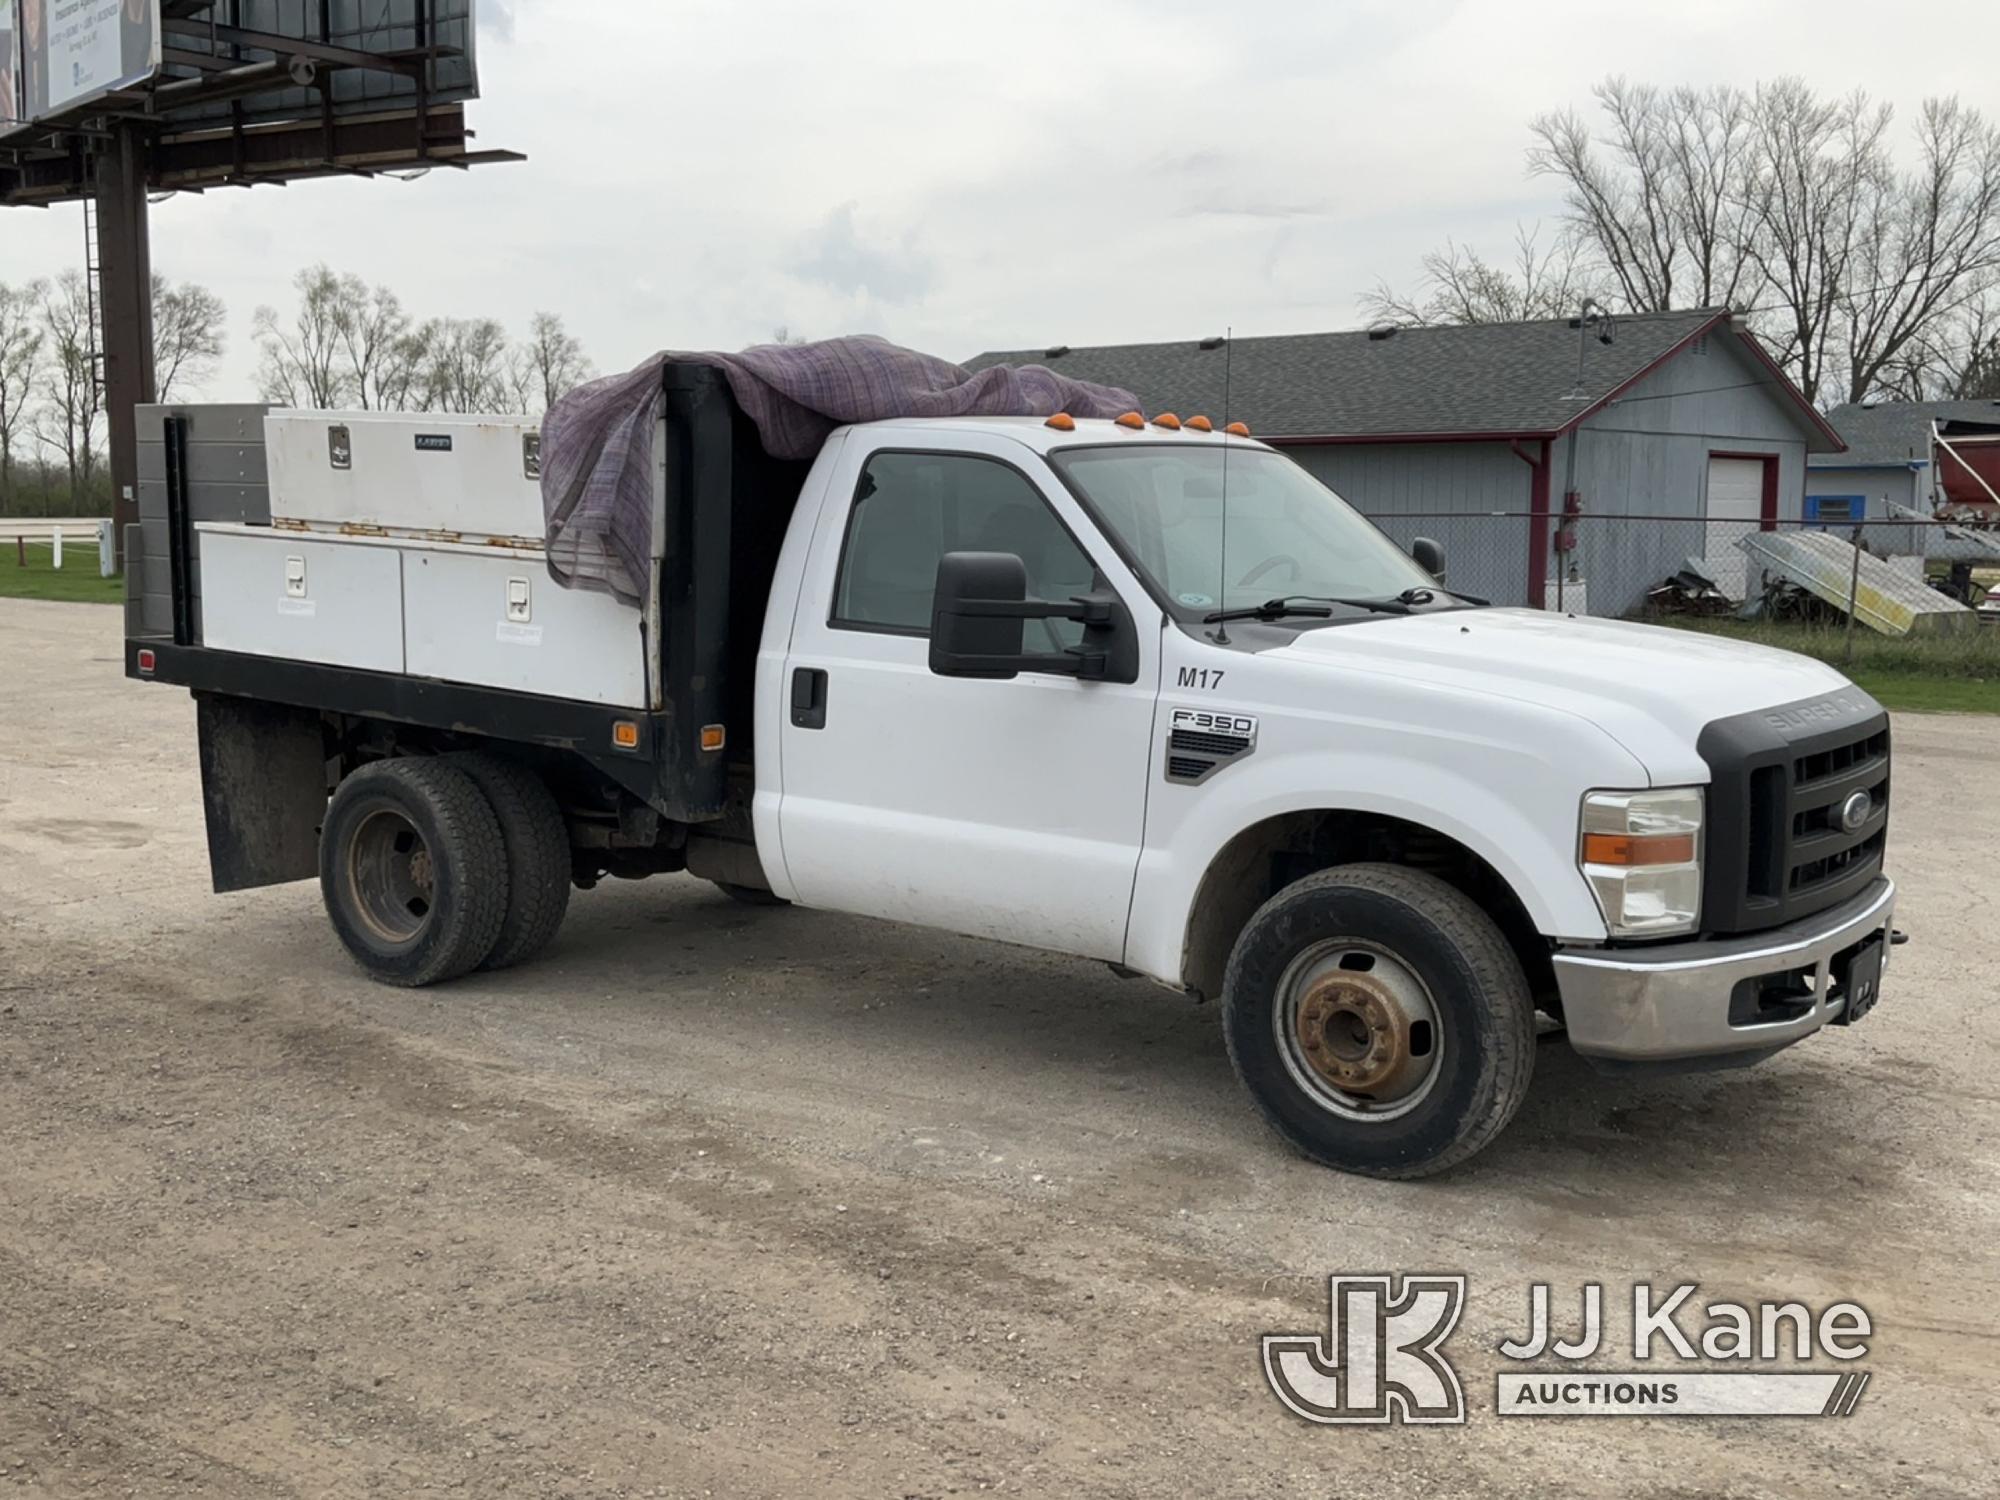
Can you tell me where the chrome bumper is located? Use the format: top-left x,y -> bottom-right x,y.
1552,877 -> 1896,1066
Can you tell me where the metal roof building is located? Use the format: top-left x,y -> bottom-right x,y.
973,310 -> 1841,614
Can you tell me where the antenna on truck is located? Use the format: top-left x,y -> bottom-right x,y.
1214,328 -> 1234,644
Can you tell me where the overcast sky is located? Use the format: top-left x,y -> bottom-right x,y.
3,0 -> 1996,399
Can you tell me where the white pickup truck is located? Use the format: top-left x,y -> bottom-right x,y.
126,370 -> 1899,1177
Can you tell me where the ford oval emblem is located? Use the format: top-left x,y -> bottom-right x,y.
1838,789 -> 1873,833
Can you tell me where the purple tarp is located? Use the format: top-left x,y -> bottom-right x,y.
539,336 -> 1139,605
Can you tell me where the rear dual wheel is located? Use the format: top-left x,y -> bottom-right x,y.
320,755 -> 569,987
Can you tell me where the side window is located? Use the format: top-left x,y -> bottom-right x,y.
834,451 -> 1096,645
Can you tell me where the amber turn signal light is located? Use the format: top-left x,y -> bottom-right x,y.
1581,832 -> 1696,866
611,721 -> 640,750
699,724 -> 726,752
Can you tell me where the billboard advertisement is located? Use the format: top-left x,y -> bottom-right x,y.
8,0 -> 159,129
0,5 -> 20,137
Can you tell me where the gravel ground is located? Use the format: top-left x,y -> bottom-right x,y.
1,596 -> 1995,1498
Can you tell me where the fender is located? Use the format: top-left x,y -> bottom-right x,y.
1123,739 -> 1643,990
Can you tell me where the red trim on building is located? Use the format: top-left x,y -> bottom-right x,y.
1527,439 -> 1553,607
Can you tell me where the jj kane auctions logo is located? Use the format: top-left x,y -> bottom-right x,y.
1265,1275 -> 1874,1423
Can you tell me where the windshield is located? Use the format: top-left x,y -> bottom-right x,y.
1050,445 -> 1435,617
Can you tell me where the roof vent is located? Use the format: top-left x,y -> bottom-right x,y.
1044,345 -> 1070,359
1197,336 -> 1226,351
1366,323 -> 1399,342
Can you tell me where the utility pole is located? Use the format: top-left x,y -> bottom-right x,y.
94,122 -> 157,569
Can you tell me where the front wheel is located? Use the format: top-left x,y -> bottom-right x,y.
1221,863 -> 1534,1179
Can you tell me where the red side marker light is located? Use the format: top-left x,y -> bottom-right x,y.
136,648 -> 156,674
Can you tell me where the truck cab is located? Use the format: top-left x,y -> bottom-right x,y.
127,377 -> 1899,1178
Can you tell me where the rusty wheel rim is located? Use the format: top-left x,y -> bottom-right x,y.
1273,940 -> 1442,1122
344,806 -> 435,947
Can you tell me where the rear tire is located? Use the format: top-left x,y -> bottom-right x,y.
447,753 -> 572,970
319,758 -> 509,987
1221,863 -> 1535,1179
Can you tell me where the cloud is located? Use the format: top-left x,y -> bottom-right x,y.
788,204 -> 933,306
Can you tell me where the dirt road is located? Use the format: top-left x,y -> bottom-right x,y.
2,596 -> 1994,1497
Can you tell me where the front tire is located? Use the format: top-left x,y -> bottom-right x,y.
319,758 -> 509,987
1222,863 -> 1534,1179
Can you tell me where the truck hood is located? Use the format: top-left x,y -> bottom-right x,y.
1269,608 -> 1857,785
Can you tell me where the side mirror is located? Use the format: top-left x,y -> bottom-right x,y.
1411,535 -> 1446,581
928,551 -> 1138,683
929,551 -> 1030,678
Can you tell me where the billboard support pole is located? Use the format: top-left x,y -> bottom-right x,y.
95,121 -> 156,570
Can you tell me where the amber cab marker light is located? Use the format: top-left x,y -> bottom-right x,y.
1225,421 -> 1251,437
699,724 -> 727,752
1185,415 -> 1213,431
1152,412 -> 1182,430
1582,831 -> 1697,866
1044,412 -> 1076,431
1114,411 -> 1146,430
611,721 -> 640,750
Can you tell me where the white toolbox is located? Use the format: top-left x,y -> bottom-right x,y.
197,527 -> 406,673
197,527 -> 650,708
403,546 -> 649,706
263,410 -> 545,539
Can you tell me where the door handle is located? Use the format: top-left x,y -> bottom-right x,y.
791,667 -> 828,729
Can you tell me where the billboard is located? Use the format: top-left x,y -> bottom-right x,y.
0,5 -> 19,137
8,0 -> 160,126
169,2 -> 479,132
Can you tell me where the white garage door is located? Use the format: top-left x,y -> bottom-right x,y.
1704,455 -> 1766,600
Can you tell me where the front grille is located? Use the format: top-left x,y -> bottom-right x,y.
1698,694 -> 1890,935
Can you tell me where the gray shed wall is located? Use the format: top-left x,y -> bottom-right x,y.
1286,440 -> 1533,607
1562,337 -> 1812,615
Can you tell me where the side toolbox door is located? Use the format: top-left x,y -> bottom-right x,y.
774,432 -> 1160,962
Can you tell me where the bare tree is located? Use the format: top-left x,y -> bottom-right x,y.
1528,79 -> 1763,315
0,279 -> 45,511
409,317 -> 512,413
253,265 -> 348,407
520,311 -> 592,411
1362,225 -> 1605,326
152,275 -> 227,402
1831,97 -> 2000,404
1376,77 -> 2000,407
1738,82 -> 1895,405
327,275 -> 416,411
34,271 -> 105,503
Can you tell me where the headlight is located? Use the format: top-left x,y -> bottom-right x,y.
1579,788 -> 1703,938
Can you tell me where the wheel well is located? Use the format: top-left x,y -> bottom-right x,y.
1180,811 -> 1556,1007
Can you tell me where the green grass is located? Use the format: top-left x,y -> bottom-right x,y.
0,541 -> 126,605
1647,614 -> 2000,715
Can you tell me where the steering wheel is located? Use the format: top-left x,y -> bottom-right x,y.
1237,554 -> 1302,589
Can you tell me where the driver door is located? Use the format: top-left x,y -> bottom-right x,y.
775,433 -> 1160,961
